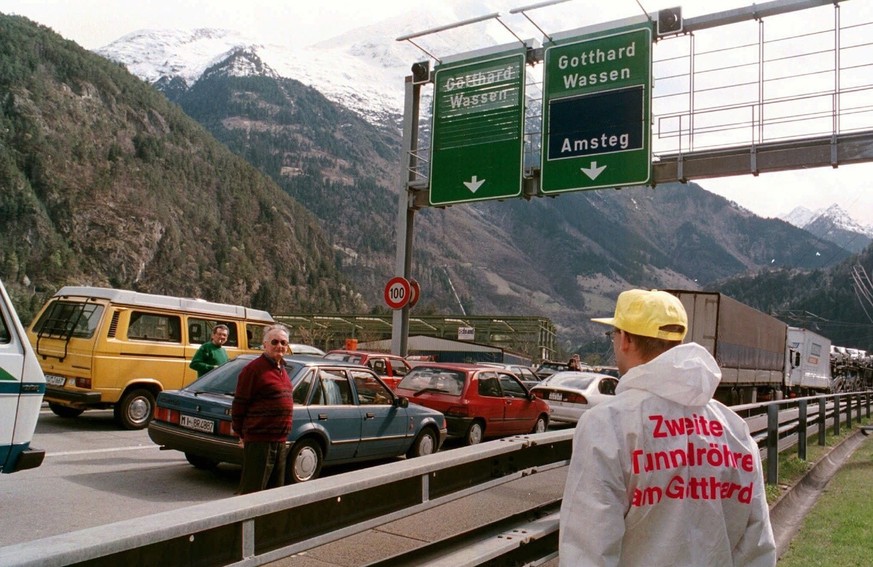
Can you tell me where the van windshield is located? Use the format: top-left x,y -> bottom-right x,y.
32,300 -> 104,339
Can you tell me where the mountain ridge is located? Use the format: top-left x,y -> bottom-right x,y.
3,11 -> 870,357
91,22 -> 858,348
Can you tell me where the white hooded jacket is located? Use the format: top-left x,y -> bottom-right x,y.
559,343 -> 776,566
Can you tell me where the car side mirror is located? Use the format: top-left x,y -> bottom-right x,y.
394,396 -> 409,408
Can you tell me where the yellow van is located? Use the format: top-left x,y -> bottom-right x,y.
27,286 -> 274,429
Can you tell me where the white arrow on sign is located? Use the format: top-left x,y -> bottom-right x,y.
580,161 -> 607,180
463,175 -> 486,193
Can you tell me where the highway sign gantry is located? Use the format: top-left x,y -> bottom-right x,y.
429,47 -> 527,206
541,23 -> 653,194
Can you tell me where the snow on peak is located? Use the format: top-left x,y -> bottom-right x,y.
96,28 -> 262,87
782,206 -> 817,227
781,204 -> 873,238
93,1 -> 558,128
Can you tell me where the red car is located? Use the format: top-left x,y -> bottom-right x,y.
394,363 -> 550,445
324,350 -> 413,389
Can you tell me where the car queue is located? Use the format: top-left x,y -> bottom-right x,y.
148,352 -> 618,481
25,286 -> 618,483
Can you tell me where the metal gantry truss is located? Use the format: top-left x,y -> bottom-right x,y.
276,313 -> 557,361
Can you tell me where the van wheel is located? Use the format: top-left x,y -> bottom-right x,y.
286,438 -> 323,483
49,402 -> 84,419
185,452 -> 219,470
114,388 -> 156,430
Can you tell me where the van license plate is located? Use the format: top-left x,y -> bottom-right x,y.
45,374 -> 66,386
180,415 -> 214,433
548,392 -> 563,402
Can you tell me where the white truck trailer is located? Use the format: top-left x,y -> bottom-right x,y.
786,327 -> 832,394
668,290 -> 788,405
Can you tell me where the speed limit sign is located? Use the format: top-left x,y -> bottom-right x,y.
384,276 -> 411,310
409,278 -> 421,308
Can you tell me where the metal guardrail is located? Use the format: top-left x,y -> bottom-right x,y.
0,431 -> 572,567
2,392 -> 871,566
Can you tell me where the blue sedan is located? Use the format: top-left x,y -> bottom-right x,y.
148,354 -> 447,482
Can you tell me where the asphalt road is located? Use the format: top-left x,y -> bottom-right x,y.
0,407 -> 240,547
0,406 -> 517,550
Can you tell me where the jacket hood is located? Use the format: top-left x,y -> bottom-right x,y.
615,342 -> 721,406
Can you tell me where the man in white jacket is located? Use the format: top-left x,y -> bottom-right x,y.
559,289 -> 776,566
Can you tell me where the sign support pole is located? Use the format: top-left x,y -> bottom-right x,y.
391,75 -> 421,356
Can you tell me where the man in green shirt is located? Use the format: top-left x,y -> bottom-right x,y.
190,324 -> 230,377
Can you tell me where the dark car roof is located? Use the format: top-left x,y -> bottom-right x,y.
217,354 -> 370,370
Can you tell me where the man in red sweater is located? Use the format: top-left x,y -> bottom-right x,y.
232,324 -> 294,494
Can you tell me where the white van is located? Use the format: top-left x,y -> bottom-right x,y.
0,279 -> 45,473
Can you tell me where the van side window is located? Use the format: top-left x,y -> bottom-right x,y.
188,318 -> 239,347
245,324 -> 267,350
0,311 -> 8,344
128,311 -> 182,343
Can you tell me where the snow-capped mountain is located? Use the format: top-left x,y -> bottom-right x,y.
95,1 -> 539,129
94,0 -> 655,128
93,0 -> 873,253
782,205 -> 873,253
782,206 -> 820,228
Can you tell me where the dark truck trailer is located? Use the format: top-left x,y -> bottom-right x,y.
667,291 -> 788,405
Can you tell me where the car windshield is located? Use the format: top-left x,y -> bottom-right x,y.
398,368 -> 465,396
185,357 -> 306,395
545,374 -> 597,390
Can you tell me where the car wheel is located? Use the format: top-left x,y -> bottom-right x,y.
114,388 -> 156,430
185,452 -> 219,470
287,438 -> 323,483
532,415 -> 548,434
407,428 -> 437,458
48,402 -> 84,419
465,421 -> 484,445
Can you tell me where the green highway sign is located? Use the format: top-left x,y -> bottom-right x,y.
541,24 -> 652,194
430,49 -> 526,206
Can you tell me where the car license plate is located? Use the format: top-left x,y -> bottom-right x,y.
548,392 -> 564,402
45,374 -> 67,386
180,415 -> 215,433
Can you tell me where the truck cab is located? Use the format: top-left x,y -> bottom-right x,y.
0,279 -> 45,473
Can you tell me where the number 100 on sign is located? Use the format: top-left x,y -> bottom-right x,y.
384,276 -> 411,310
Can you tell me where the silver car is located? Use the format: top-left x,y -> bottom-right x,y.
530,371 -> 619,424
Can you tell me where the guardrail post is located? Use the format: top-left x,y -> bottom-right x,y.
818,397 -> 826,446
856,392 -> 862,422
847,394 -> 853,429
797,399 -> 807,461
866,391 -> 871,419
767,403 -> 778,485
834,394 -> 841,436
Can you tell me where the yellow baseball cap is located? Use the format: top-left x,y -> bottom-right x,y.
592,289 -> 687,341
